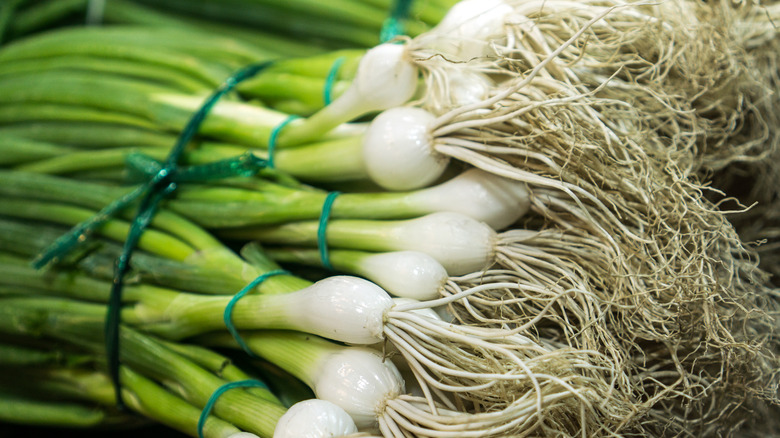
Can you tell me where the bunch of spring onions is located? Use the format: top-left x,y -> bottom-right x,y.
1,0 -> 779,437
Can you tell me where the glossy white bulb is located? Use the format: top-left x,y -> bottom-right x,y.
312,348 -> 405,429
422,0 -> 513,60
358,251 -> 447,300
363,106 -> 448,190
409,168 -> 531,230
329,43 -> 419,118
441,68 -> 493,109
272,399 -> 358,438
280,276 -> 393,345
392,212 -> 497,275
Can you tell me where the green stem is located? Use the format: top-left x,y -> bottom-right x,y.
0,0 -> 25,45
14,146 -> 169,174
0,346 -> 253,438
120,367 -> 243,438
0,392 -> 113,427
255,49 -> 362,79
0,297 -> 287,438
0,122 -> 181,149
134,0 -> 381,47
0,262 -> 311,340
4,132 -> 368,183
0,55 -> 216,93
265,247 -> 368,274
3,0 -> 85,40
157,340 -> 280,404
0,219 -> 247,295
201,331 -> 342,389
221,218 -> 402,253
0,25 -> 272,71
0,135 -> 72,165
0,198 -> 197,262
0,102 -> 160,129
0,171 -> 244,270
103,0 -> 323,57
0,342 -> 62,366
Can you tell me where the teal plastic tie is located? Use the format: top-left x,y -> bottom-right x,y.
197,379 -> 269,438
127,152 -> 268,183
224,269 -> 290,358
267,115 -> 299,168
323,56 -> 346,106
317,191 -> 341,271
380,0 -> 415,42
33,61 -> 275,409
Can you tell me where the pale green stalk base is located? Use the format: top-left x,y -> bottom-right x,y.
0,394 -> 113,427
202,331 -> 340,389
0,297 -> 288,438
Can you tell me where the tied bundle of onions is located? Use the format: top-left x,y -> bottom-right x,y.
1,0 -> 778,436
0,174 -> 621,437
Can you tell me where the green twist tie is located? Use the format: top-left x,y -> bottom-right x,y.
380,0 -> 415,42
317,191 -> 341,271
323,56 -> 346,106
224,269 -> 290,358
197,380 -> 269,438
126,152 -> 268,183
33,61 -> 275,410
267,115 -> 299,168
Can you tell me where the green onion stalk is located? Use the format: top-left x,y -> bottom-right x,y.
3,0 -> 457,49
0,297 -> 288,438
0,64 -> 375,170
0,149 -> 531,228
0,249 -> 619,437
0,26 -> 364,116
0,47 -> 413,151
0,390 -> 136,429
126,0 -> 456,48
0,168 -> 530,308
0,181 -> 617,436
0,349 -> 251,437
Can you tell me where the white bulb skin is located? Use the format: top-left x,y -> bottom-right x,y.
430,67 -> 493,112
273,399 -> 358,438
392,212 -> 497,275
280,276 -> 393,345
228,433 -> 260,438
329,43 -> 418,118
448,69 -> 493,107
363,107 -> 449,190
312,348 -> 405,429
408,168 -> 531,230
358,251 -> 447,301
423,0 -> 513,60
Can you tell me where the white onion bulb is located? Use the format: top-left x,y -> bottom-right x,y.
363,106 -> 448,190
390,212 -> 497,275
277,276 -> 393,344
327,43 -> 419,120
419,0 -> 513,60
408,168 -> 531,229
272,399 -> 358,438
312,348 -> 405,429
357,251 -> 448,300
